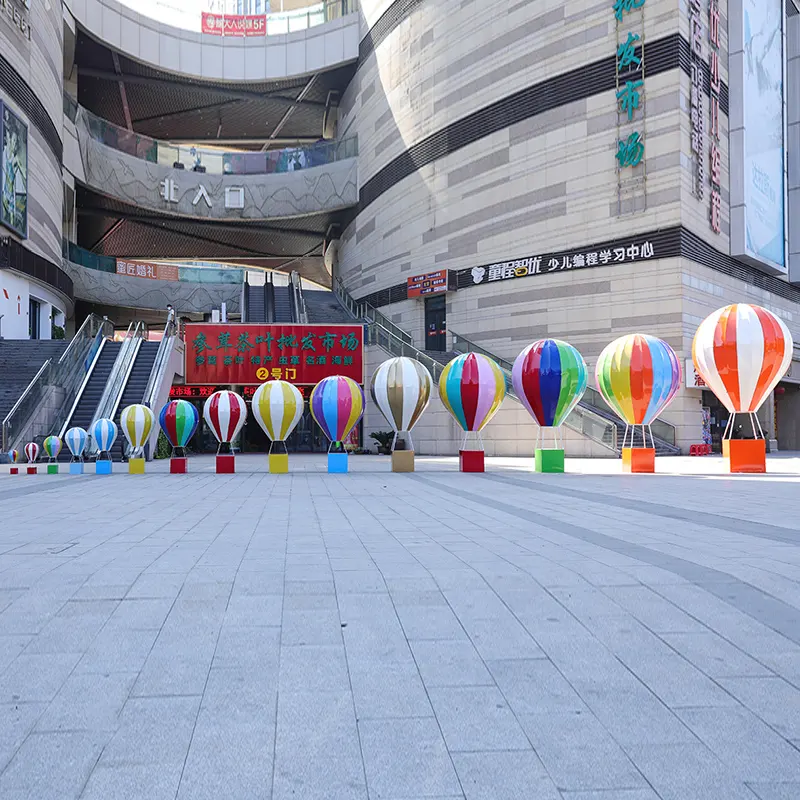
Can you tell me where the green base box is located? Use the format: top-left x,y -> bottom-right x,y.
47,464 -> 59,475
535,448 -> 565,473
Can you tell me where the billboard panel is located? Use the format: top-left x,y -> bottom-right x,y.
0,103 -> 28,239
730,0 -> 786,273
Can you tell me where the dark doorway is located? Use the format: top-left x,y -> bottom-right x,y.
28,297 -> 40,340
424,295 -> 447,352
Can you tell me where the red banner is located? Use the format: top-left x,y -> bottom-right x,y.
185,324 -> 364,386
407,270 -> 448,298
201,12 -> 267,36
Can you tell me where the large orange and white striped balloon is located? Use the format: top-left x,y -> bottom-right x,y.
692,304 -> 793,414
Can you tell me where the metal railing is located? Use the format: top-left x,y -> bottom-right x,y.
334,277 -> 413,345
69,98 -> 358,177
86,321 -> 148,455
142,310 -> 178,413
290,271 -> 309,324
2,314 -> 113,452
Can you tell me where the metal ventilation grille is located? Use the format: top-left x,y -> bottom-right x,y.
0,54 -> 63,162
0,238 -> 73,299
360,33 -> 729,212
359,0 -> 425,63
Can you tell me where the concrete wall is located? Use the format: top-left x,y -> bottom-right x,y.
0,269 -> 69,340
73,109 -> 358,220
0,0 -> 64,266
64,0 -> 359,81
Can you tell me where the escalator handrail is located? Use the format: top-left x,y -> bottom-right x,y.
58,337 -> 109,438
142,309 -> 178,413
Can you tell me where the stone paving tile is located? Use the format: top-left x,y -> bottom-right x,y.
2,457 -> 800,798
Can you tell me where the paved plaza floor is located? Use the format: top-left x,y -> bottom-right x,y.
1,454 -> 800,799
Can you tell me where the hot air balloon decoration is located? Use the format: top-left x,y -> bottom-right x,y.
92,418 -> 118,475
693,304 -> 793,473
159,400 -> 200,474
203,390 -> 247,473
42,435 -> 63,475
310,375 -> 364,473
24,442 -> 39,474
7,448 -> 20,475
512,339 -> 588,473
251,381 -> 304,474
370,357 -> 432,472
65,427 -> 88,474
120,404 -> 156,474
439,352 -> 506,472
596,334 -> 681,473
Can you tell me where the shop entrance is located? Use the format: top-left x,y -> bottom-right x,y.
424,295 -> 447,352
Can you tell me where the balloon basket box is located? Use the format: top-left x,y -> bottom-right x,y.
328,453 -> 348,473
96,461 -> 113,475
269,454 -> 289,474
69,463 -> 84,475
26,467 -> 38,475
46,464 -> 59,475
726,439 -> 766,473
622,448 -> 655,474
9,467 -> 18,475
170,458 -> 187,474
216,455 -> 235,474
535,449 -> 564,473
128,458 -> 145,475
391,451 -> 415,473
459,450 -> 485,473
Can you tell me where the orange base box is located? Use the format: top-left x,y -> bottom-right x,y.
216,455 -> 235,474
459,450 -> 485,473
727,439 -> 766,474
622,447 -> 655,473
170,457 -> 187,474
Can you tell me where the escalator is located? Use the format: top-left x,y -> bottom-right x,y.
61,340 -> 122,442
274,283 -> 294,322
245,281 -> 268,323
109,341 -> 160,460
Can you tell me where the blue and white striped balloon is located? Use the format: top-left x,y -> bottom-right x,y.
92,418 -> 118,452
65,427 -> 88,458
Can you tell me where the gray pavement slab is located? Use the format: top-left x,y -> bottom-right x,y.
1,454 -> 800,798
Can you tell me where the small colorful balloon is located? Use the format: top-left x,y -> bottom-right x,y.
439,353 -> 506,433
310,375 -> 364,444
8,449 -> 19,464
120,404 -> 155,456
24,442 -> 39,464
42,435 -> 62,461
65,427 -> 88,459
159,400 -> 199,453
92,418 -> 118,454
203,390 -> 247,448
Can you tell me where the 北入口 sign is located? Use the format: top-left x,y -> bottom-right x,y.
407,271 -> 448,298
185,324 -> 364,386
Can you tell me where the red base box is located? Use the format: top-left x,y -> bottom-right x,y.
170,457 -> 187,474
622,447 -> 655,474
728,439 -> 766,473
26,466 -> 38,475
459,449 -> 485,473
9,467 -> 18,475
216,455 -> 235,474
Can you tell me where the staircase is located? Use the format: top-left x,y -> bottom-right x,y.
63,341 -> 122,438
0,341 -> 69,423
274,284 -> 294,323
304,289 -> 356,324
109,341 -> 160,460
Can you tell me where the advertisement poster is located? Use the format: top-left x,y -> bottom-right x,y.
185,323 -> 364,386
201,12 -> 268,36
742,0 -> 785,269
0,103 -> 28,239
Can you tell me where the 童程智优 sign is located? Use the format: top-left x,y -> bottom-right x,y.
185,324 -> 364,386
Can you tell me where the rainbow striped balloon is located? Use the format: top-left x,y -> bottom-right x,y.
24,442 -> 39,464
693,304 -> 793,414
439,353 -> 506,432
512,339 -> 588,428
42,435 -> 63,460
8,449 -> 19,464
252,380 -> 304,442
92,418 -> 118,453
596,334 -> 681,425
65,428 -> 88,458
310,375 -> 364,443
121,404 -> 155,454
159,400 -> 199,449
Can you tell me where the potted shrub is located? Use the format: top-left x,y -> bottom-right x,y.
370,431 -> 394,455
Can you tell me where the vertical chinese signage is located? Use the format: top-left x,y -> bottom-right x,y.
0,102 -> 28,239
185,324 -> 364,386
613,0 -> 646,171
708,0 -> 721,234
688,0 -> 705,201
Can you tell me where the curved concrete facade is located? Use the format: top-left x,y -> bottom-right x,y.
69,109 -> 358,220
64,0 -> 359,81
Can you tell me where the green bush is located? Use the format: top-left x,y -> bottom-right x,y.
154,431 -> 172,459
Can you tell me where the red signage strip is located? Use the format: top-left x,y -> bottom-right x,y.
185,324 -> 364,386
407,270 -> 448,298
201,12 -> 267,36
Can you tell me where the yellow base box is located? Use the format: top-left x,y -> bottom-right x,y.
128,458 -> 145,475
269,453 -> 289,474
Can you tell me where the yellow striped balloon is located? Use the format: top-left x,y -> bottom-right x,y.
251,380 -> 304,442
120,404 -> 155,454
